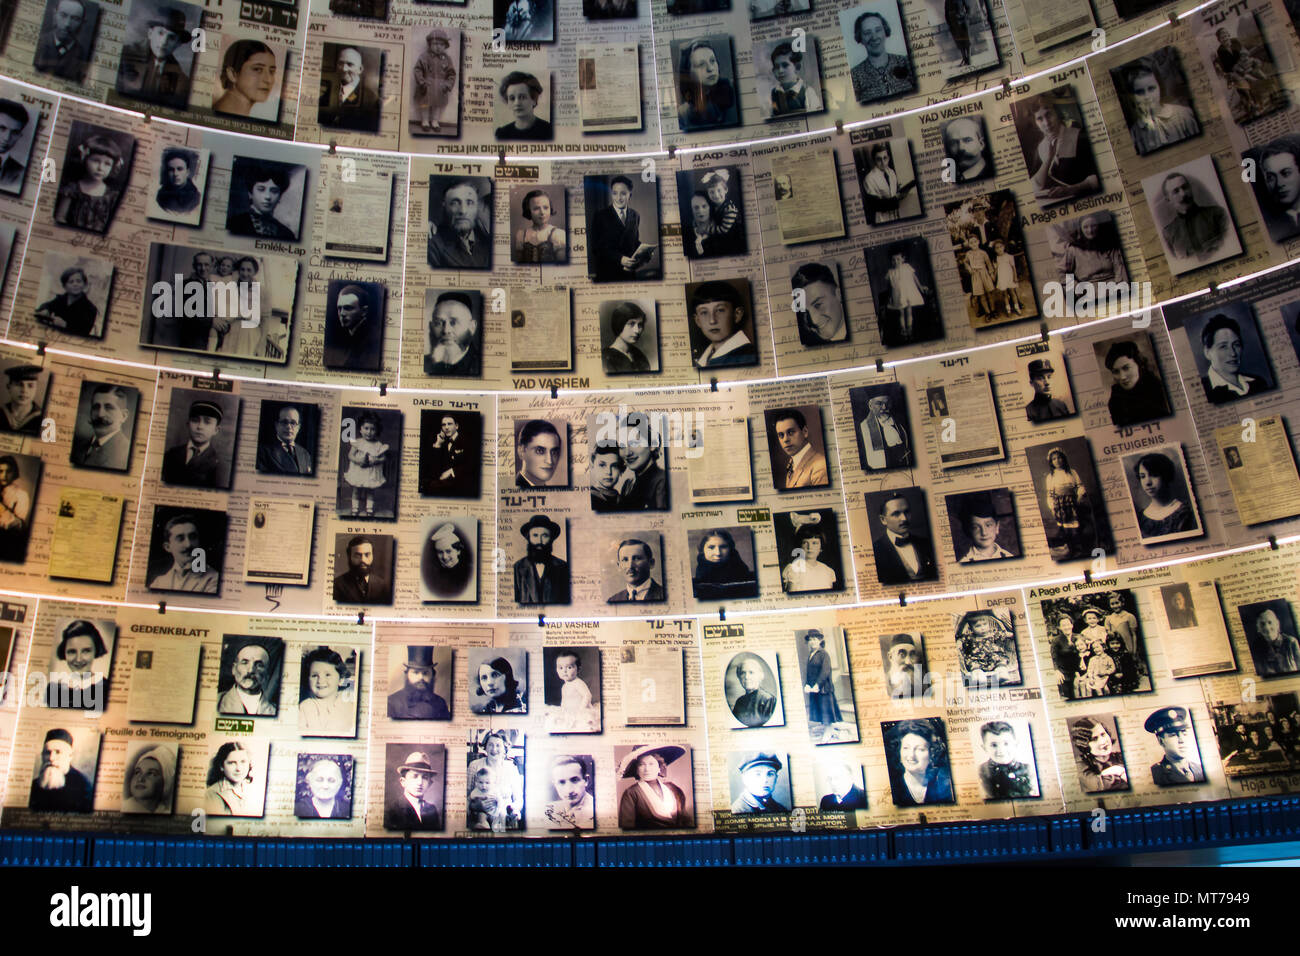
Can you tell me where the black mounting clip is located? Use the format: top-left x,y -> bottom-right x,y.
379,382 -> 388,397
1083,568 -> 1093,584
710,377 -> 719,392
498,148 -> 506,166
835,119 -> 845,135
35,342 -> 46,357
550,385 -> 558,399
357,611 -> 365,626
667,145 -> 677,160
1269,534 -> 1279,551
211,367 -> 221,382
899,592 -> 907,607
157,601 -> 166,615
875,358 -> 884,373
328,140 -> 337,154
1040,322 -> 1050,342
538,613 -> 546,627
719,607 -> 726,621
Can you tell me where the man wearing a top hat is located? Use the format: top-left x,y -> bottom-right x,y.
116,5 -> 192,109
1145,707 -> 1205,786
387,646 -> 450,720
513,514 -> 570,605
162,399 -> 226,488
0,364 -> 44,435
731,753 -> 789,814
29,728 -> 94,812
1024,358 -> 1070,422
384,750 -> 442,830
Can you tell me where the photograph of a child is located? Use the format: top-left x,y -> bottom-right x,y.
864,236 -> 941,347
542,646 -> 601,733
467,729 -> 524,831
944,190 -> 1037,329
971,718 -> 1039,800
335,406 -> 401,519
676,166 -> 745,259
753,35 -> 823,120
954,608 -> 1021,688
53,121 -> 134,235
1041,590 -> 1151,701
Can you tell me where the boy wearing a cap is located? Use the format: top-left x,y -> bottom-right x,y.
162,399 -> 224,487
0,364 -> 43,435
731,753 -> 789,814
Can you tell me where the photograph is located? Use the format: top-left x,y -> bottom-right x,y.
584,172 -> 660,281
1195,12 -> 1285,126
839,0 -> 915,105
53,121 -> 134,234
587,411 -> 669,511
853,138 -> 920,225
336,406 -> 401,518
226,155 -> 306,242
329,0 -> 386,18
494,65 -> 553,140
428,174 -> 492,270
864,486 -> 939,586
676,166 -> 746,259
383,743 -> 445,831
795,627 -> 857,744
145,504 -> 226,594
1024,437 -> 1113,562
216,634 -> 283,717
1047,210 -> 1129,287
29,726 -> 99,812
1110,48 -> 1201,156
254,399 -> 318,477
1244,133 -> 1300,244
864,237 -> 941,347
331,533 -> 395,606
1068,715 -> 1130,792
467,647 -> 527,715
940,113 -> 994,183
688,526 -> 759,601
542,646 -> 601,733
944,190 -> 1036,328
512,514 -> 570,606
1160,582 -> 1198,630
1041,590 -> 1151,700
585,0 -> 635,15
34,253 -> 112,339
599,532 -> 666,604
467,729 -> 524,831
849,382 -> 911,471
616,744 -> 694,829
44,617 -> 114,711
322,279 -> 385,372
1141,157 -> 1242,274
297,645 -> 359,737
114,0 -> 200,110
418,516 -> 478,603
763,405 -> 829,491
407,28 -> 461,138
879,632 -> 927,698
1091,332 -> 1171,427
317,42 -> 383,133
418,409 -> 480,497
203,739 -> 269,817
1237,599 -> 1300,677
424,289 -> 483,377
510,184 -> 566,262
727,751 -> 791,814
882,718 -> 954,806
213,35 -> 287,123
386,645 -> 452,721
685,278 -> 757,367
775,508 -> 844,594
944,488 -> 1020,564
1210,693 -> 1299,776
954,608 -> 1021,688
599,299 -> 660,374
514,418 -> 567,488
672,35 -> 739,131
33,0 -> 100,83
0,360 -> 48,439
929,0 -> 997,75
750,0 -> 809,16
815,759 -> 867,810
1009,86 -> 1101,208
544,754 -> 594,830
496,0 -> 553,42
971,719 -> 1039,800
160,387 -> 239,490
1020,348 -> 1075,422
121,740 -> 177,815
1180,301 -> 1275,404
790,261 -> 848,347
145,145 -> 208,226
1121,445 -> 1202,544
293,753 -> 354,819
753,34 -> 823,120
1143,706 -> 1206,786
0,88 -> 37,196
723,650 -> 784,729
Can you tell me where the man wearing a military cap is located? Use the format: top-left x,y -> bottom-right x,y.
0,364 -> 45,436
1024,358 -> 1070,422
162,399 -> 225,488
731,753 -> 789,814
1145,706 -> 1205,786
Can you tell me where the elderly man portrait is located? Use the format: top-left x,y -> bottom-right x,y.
606,538 -> 665,603
819,761 -> 868,810
319,44 -> 380,132
730,655 -> 776,727
384,750 -> 442,830
770,407 -> 828,489
70,383 -> 131,471
424,291 -> 480,376
943,116 -> 992,183
217,639 -> 278,716
147,512 -> 219,593
256,404 -> 313,475
0,363 -> 43,435
387,646 -> 450,720
871,492 -> 937,585
1248,606 -> 1300,676
29,728 -> 94,811
116,5 -> 192,109
323,282 -> 382,371
857,390 -> 910,470
34,0 -> 93,81
427,178 -> 491,269
0,99 -> 30,194
513,514 -> 571,605
884,633 -> 925,698
1159,171 -> 1230,262
162,398 -> 226,488
333,535 -> 390,604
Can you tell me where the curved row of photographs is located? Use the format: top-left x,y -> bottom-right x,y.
1,538 -> 1297,838
0,0 -> 1253,151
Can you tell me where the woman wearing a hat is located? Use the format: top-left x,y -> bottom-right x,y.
618,745 -> 692,829
122,745 -> 176,814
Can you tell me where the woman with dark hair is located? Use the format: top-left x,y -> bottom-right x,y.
1071,717 -> 1128,791
495,71 -> 552,140
1122,60 -> 1200,155
602,301 -> 651,373
1049,612 -> 1082,701
682,191 -> 721,259
782,527 -> 837,592
1059,213 -> 1127,284
204,741 -> 257,815
677,39 -> 738,131
45,619 -> 108,709
888,720 -> 954,806
213,40 -> 277,117
54,134 -> 125,233
691,528 -> 758,600
1104,338 -> 1170,427
229,164 -> 295,239
154,147 -> 201,215
514,188 -> 566,262
474,656 -> 526,713
35,266 -> 98,337
618,745 -> 692,829
791,261 -> 847,345
801,630 -> 842,740
1043,446 -> 1088,556
298,646 -> 355,735
467,730 -> 523,829
1133,452 -> 1195,538
1102,633 -> 1140,695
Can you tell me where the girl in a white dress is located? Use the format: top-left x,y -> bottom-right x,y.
992,240 -> 1023,316
884,246 -> 929,342
343,411 -> 389,517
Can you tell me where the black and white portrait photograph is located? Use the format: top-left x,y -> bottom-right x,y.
940,113 -> 993,183
1047,210 -> 1128,288
510,184 -> 566,263
928,0 -> 997,75
33,0 -> 100,83
114,0 -> 200,110
468,647 -> 528,715
34,252 -> 111,339
879,632 -> 927,698
1246,134 -> 1300,244
496,0 -> 553,42
1142,158 -> 1242,274
1237,599 -> 1300,677
0,90 -> 37,196
1009,86 -> 1101,208
1160,582 -> 1198,630
544,754 -> 594,830
795,627 -> 857,744
1211,693 -> 1299,776
585,0 -> 636,16
753,35 -> 823,120
541,646 -> 601,733
849,382 -> 911,472
44,617 -> 113,711
0,360 -> 48,438
1042,590 -> 1151,700
53,121 -> 134,234
70,380 -> 137,473
775,508 -> 844,594
882,717 -> 954,807
418,409 -> 480,497
322,278 -> 385,372
386,645 -> 452,721
1091,332 -> 1171,427
763,405 -> 829,491
945,190 -> 1036,328
294,753 -> 353,819
688,526 -> 759,601
944,487 -> 1019,564
226,155 -> 306,242
318,42 -> 382,133
864,237 -> 941,347
419,516 -> 477,603
1181,301 -> 1275,405
616,743 -> 695,830
515,417 -> 567,488
971,719 -> 1039,800
407,28 -> 460,139
600,299 -> 660,374
513,514 -> 570,606
1143,706 -> 1206,786
160,387 -> 239,490
864,486 -> 939,586
727,751 -> 791,814
0,451 -> 39,564
587,411 -> 669,511
1068,715 -> 1130,792
121,740 -> 176,814
600,532 -> 666,605
427,175 -> 492,270
790,261 -> 848,347
954,608 -> 1020,688
336,406 -> 401,518
216,634 -> 283,717
145,145 -> 208,226
853,138 -> 920,226
331,532 -> 395,606
1024,437 -> 1113,562
723,650 -> 783,729
494,67 -> 553,140
297,645 -> 359,737
815,758 -> 866,810
467,729 -> 524,831
677,166 -> 746,259
383,743 -> 445,831
685,277 -> 757,367
1121,446 -> 1202,545
839,0 -> 915,105
1110,48 -> 1201,156
213,35 -> 287,123
329,0 -> 386,19
203,739 -> 268,816
424,289 -> 482,378
673,35 -> 739,132
254,399 -> 318,477
584,172 -> 661,282
29,726 -> 98,813
1020,350 -> 1074,422
145,504 -> 225,594
750,0 -> 808,16
1195,12 -> 1285,126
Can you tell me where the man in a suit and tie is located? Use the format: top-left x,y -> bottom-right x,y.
257,404 -> 313,475
384,751 -> 442,831
770,407 -> 828,490
161,399 -> 226,488
588,175 -> 646,282
115,6 -> 192,110
333,535 -> 391,605
217,639 -> 278,716
870,491 -> 938,586
818,761 -> 867,810
0,100 -> 30,195
606,539 -> 666,604
319,45 -> 380,132
71,383 -> 132,471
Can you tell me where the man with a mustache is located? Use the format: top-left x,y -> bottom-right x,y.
148,512 -> 220,593
318,45 -> 380,132
29,728 -> 93,812
334,535 -> 390,604
427,179 -> 491,269
512,514 -> 571,605
217,639 -> 278,716
424,291 -> 481,376
72,383 -> 131,470
1160,172 -> 1229,261
387,646 -> 451,719
942,116 -> 992,183
871,491 -> 937,585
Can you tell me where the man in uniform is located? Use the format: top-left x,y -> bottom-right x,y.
1024,358 -> 1070,422
386,646 -> 451,720
1160,172 -> 1230,261
1145,707 -> 1205,786
731,753 -> 789,814
0,364 -> 44,435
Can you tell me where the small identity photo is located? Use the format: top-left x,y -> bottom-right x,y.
203,739 -> 269,817
673,35 -> 740,132
796,626 -> 858,744
467,729 -> 525,831
419,515 -> 478,603
383,742 -> 445,831
864,486 -> 939,586
0,91 -> 37,196
754,34 -> 823,120
544,753 -> 594,830
945,488 -> 1020,564
418,408 -> 481,497
44,617 -> 114,711
114,0 -> 201,110
1121,445 -> 1202,545
815,758 -> 866,810
494,65 -> 553,140
1024,437 -> 1114,562
29,726 -> 99,812
853,137 -> 920,225
1245,134 -> 1300,244
688,526 -> 759,601
468,647 -> 528,715
1238,598 -> 1300,678
32,0 -> 100,84
70,380 -> 138,473
331,532 -> 395,606
1068,715 -> 1130,792
1143,706 -> 1206,786
972,718 -> 1040,800
1160,582 -> 1198,629
297,645 -> 359,737
1047,210 -> 1128,286
145,145 -> 209,226
763,405 -> 829,491
839,0 -> 915,105
1141,157 -> 1242,275
34,253 -> 112,339
723,650 -> 784,729
1009,86 -> 1101,209
159,387 -> 239,490
53,121 -> 134,234
954,608 -> 1021,688
542,646 -> 601,733
1041,590 -> 1151,700
774,508 -> 844,594
216,634 -> 283,717
213,36 -> 288,123
600,299 -> 660,374
1091,332 -> 1172,427
424,289 -> 483,378
882,717 -> 954,806
1181,300 -> 1275,405
1110,48 -> 1201,156
294,753 -> 354,819
510,184 -> 566,262
226,155 -> 306,241
145,504 -> 226,595
1196,12 -> 1285,126
864,236 -> 941,347
879,632 -> 926,699
427,175 -> 493,270
727,750 -> 791,814
0,450 -> 39,564
848,382 -> 912,471
685,277 -> 757,368
940,113 -> 993,183
677,166 -> 746,259
318,42 -> 383,133
385,645 -> 453,721
791,260 -> 848,347
122,740 -> 177,814
515,418 -> 567,488
496,0 -> 554,42
254,399 -> 319,477
336,406 -> 401,518
322,279 -> 386,372
615,743 -> 694,829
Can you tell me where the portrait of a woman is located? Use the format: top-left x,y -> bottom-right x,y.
472,655 -> 527,714
691,528 -> 758,601
617,745 -> 693,829
204,741 -> 260,816
801,630 -> 842,740
676,38 -> 738,131
122,745 -> 175,814
1049,611 -> 1082,700
298,646 -> 357,736
213,39 -> 279,118
513,188 -> 566,263
467,730 -> 524,830
35,266 -> 98,337
1058,213 -> 1127,285
495,71 -> 553,141
1071,716 -> 1129,792
1131,452 -> 1197,540
294,756 -> 351,819
886,719 -> 955,806
602,301 -> 652,374
1103,338 -> 1170,427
